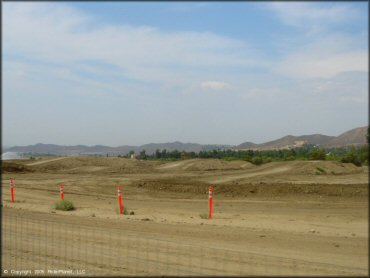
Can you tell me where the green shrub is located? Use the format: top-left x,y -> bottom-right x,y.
55,200 -> 75,211
264,157 -> 273,163
251,157 -> 263,165
115,206 -> 132,215
341,154 -> 362,167
309,148 -> 326,160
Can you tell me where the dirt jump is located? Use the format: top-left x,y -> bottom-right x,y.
1,157 -> 368,276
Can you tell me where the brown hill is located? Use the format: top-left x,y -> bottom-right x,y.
235,134 -> 335,150
326,126 -> 368,147
235,126 -> 368,150
258,134 -> 334,150
4,126 -> 368,155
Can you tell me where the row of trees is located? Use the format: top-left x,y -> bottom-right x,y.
120,144 -> 368,166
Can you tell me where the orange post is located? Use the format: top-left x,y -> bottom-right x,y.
209,184 -> 213,219
60,185 -> 64,200
118,186 -> 123,214
10,179 -> 15,203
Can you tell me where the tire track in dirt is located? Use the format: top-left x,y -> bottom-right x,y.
26,157 -> 68,166
3,209 -> 366,276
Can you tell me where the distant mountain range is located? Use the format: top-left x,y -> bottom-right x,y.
3,142 -> 233,156
3,126 -> 368,156
235,126 -> 368,150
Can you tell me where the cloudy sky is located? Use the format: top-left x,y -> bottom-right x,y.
3,2 -> 368,147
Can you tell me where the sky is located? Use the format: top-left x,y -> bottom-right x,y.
3,2 -> 369,147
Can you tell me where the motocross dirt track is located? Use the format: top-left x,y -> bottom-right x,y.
2,157 -> 369,275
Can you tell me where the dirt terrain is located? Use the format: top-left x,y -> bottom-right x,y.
1,157 -> 369,276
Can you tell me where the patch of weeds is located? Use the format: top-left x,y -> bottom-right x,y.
199,213 -> 208,219
54,200 -> 75,211
123,207 -> 129,215
115,206 -> 133,215
316,167 -> 326,173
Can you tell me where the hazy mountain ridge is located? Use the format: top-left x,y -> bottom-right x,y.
4,126 -> 368,155
237,134 -> 336,151
235,126 -> 367,150
326,126 -> 368,147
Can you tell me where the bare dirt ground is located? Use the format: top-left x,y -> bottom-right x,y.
1,157 -> 369,276
25,157 -> 69,166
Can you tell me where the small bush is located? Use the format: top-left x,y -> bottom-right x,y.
55,200 -> 75,211
341,153 -> 362,167
199,213 -> 208,219
251,157 -> 263,165
284,156 -> 295,161
309,148 -> 326,160
264,157 -> 273,163
115,206 -> 132,215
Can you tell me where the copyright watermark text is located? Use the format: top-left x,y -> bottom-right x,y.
2,269 -> 86,276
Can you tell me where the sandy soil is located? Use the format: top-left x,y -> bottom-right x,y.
1,157 -> 369,276
26,157 -> 69,166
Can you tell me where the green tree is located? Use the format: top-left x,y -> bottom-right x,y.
139,150 -> 147,160
155,149 -> 161,159
161,149 -> 167,159
341,146 -> 362,166
309,148 -> 326,160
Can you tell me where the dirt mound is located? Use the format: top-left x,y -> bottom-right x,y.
29,157 -> 161,174
133,179 -> 367,198
2,162 -> 34,173
288,161 -> 363,175
185,159 -> 253,171
156,159 -> 253,171
213,182 -> 368,198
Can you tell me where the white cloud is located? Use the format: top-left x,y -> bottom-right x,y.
240,87 -> 283,100
266,2 -> 361,30
277,50 -> 368,79
201,81 -> 231,90
166,3 -> 209,13
3,2 -> 261,90
264,3 -> 368,80
2,2 -> 367,146
339,96 -> 367,104
3,3 -> 368,100
5,2 -> 366,87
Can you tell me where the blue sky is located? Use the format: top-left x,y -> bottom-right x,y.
3,2 -> 368,146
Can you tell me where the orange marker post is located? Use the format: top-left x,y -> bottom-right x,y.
10,179 -> 15,203
60,185 -> 64,200
117,186 -> 123,215
209,185 -> 213,219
